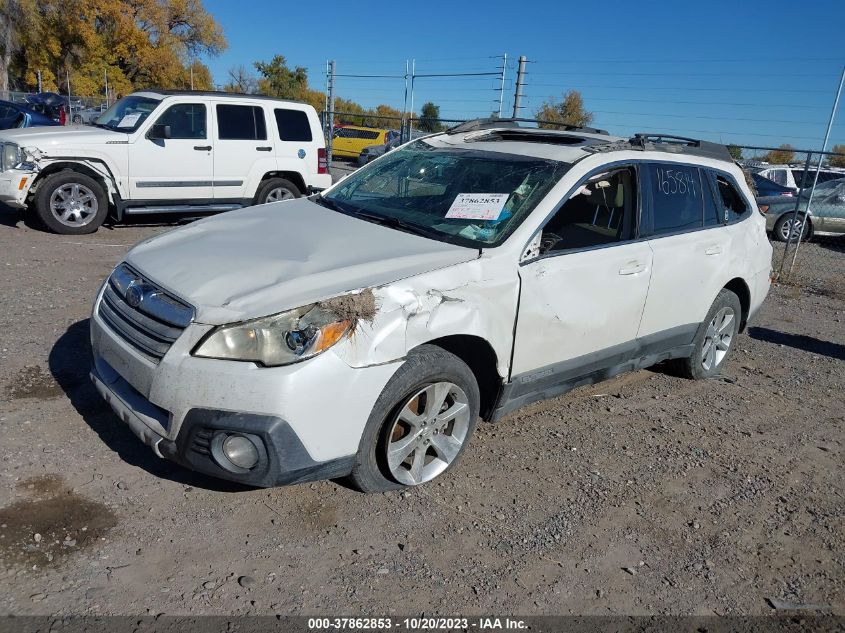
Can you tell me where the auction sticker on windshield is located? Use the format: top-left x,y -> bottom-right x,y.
117,113 -> 142,128
445,193 -> 509,220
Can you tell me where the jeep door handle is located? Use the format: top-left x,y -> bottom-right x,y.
618,262 -> 647,275
256,146 -> 272,151
194,145 -> 212,151
705,245 -> 722,256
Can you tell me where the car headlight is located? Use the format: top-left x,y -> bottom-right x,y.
1,143 -> 19,170
193,304 -> 353,366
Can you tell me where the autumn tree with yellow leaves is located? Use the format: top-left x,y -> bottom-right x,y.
1,0 -> 225,96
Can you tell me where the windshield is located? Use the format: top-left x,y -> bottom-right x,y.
322,140 -> 568,247
95,95 -> 161,132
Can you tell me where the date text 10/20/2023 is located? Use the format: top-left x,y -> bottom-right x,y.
307,617 -> 528,630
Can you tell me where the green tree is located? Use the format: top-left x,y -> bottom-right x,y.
829,144 -> 845,168
254,55 -> 308,100
727,144 -> 743,160
765,144 -> 795,165
417,101 -> 442,132
535,90 -> 593,129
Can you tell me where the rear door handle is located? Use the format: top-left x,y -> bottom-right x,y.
194,145 -> 212,151
256,146 -> 272,152
705,245 -> 722,256
619,261 -> 647,275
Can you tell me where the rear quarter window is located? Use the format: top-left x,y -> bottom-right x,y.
274,108 -> 312,142
709,172 -> 750,223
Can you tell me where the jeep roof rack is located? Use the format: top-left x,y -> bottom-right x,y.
446,117 -> 609,136
629,133 -> 733,162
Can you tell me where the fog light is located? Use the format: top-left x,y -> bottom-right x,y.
222,435 -> 259,469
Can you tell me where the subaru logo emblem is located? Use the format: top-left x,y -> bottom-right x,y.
125,282 -> 144,308
298,149 -> 306,159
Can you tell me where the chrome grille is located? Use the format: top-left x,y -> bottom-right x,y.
97,263 -> 194,362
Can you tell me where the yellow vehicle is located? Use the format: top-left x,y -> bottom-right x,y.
331,125 -> 396,159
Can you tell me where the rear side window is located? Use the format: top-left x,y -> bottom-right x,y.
274,108 -> 312,142
216,104 -> 267,140
647,163 -> 703,235
712,173 -> 749,223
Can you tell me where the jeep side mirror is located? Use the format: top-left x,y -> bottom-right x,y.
149,124 -> 171,140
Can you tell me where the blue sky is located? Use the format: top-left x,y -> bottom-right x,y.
201,0 -> 845,151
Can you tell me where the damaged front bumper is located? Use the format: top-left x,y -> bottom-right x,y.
0,169 -> 36,208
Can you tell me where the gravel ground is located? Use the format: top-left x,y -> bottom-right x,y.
0,203 -> 843,618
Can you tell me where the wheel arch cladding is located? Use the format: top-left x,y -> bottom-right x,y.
417,334 -> 502,421
723,277 -> 750,332
259,171 -> 306,193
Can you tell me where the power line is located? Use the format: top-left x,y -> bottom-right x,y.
526,82 -> 832,94
530,57 -> 845,64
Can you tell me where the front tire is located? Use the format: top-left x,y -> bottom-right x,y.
773,213 -> 810,242
32,171 -> 108,234
675,289 -> 742,380
255,177 -> 301,205
349,345 -> 480,493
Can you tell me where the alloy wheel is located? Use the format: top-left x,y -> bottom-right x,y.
385,382 -> 471,486
265,187 -> 295,202
49,183 -> 99,228
701,307 -> 735,372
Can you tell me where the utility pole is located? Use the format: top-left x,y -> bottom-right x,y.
37,70 -> 42,93
512,55 -> 526,118
66,69 -> 71,125
788,65 -> 845,273
104,70 -> 109,106
498,53 -> 507,118
190,64 -> 194,90
409,59 -> 416,138
326,60 -> 336,165
403,60 -> 409,142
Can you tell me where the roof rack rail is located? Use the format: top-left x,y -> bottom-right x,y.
630,133 -> 733,162
445,117 -> 609,136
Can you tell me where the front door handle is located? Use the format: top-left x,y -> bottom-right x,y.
619,261 -> 647,275
256,146 -> 272,152
705,245 -> 722,256
194,145 -> 212,151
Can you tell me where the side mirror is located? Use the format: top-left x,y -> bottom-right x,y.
148,124 -> 171,140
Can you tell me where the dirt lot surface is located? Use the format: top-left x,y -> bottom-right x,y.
0,205 -> 843,618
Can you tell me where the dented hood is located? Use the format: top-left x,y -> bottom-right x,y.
124,198 -> 479,324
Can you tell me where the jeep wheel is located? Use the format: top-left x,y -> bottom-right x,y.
349,345 -> 479,493
33,171 -> 108,235
256,178 -> 301,205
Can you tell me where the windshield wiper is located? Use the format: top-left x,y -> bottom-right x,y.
349,210 -> 441,240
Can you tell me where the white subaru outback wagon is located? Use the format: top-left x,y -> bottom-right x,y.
89,121 -> 772,492
0,90 -> 331,234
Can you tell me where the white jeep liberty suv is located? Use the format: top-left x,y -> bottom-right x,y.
88,120 -> 772,491
0,90 -> 331,234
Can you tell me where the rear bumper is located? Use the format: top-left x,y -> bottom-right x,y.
90,358 -> 355,487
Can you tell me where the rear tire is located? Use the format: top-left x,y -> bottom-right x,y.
674,289 -> 742,380
33,171 -> 108,235
349,345 -> 480,493
255,178 -> 301,205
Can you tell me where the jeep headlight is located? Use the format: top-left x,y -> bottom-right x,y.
1,143 -> 20,171
193,304 -> 352,366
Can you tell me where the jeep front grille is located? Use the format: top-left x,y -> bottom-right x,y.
97,264 -> 194,362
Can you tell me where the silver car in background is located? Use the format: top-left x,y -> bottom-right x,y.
760,178 -> 845,241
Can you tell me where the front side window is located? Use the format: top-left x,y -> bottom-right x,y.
540,166 -> 638,253
216,104 -> 267,140
321,140 -> 568,247
95,95 -> 161,133
153,103 -> 206,139
647,163 -> 703,235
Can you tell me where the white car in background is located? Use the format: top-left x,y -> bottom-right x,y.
89,121 -> 772,491
0,90 -> 331,234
